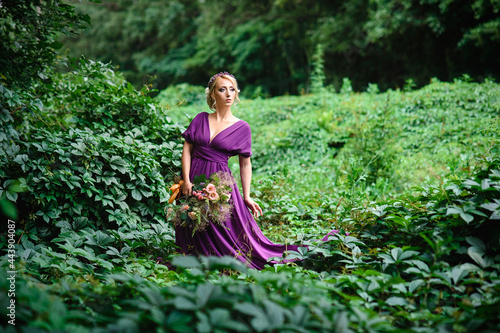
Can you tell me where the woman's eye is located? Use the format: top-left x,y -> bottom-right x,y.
219,89 -> 225,92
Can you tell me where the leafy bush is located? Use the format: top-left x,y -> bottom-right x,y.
1,60 -> 184,261
279,154 -> 500,331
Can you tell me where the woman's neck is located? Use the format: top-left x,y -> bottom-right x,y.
213,107 -> 234,121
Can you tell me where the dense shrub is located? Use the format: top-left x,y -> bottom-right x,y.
0,60 -> 183,258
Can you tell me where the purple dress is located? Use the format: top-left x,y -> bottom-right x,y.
176,112 -> 301,269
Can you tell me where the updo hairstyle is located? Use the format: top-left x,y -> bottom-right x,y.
205,72 -> 240,111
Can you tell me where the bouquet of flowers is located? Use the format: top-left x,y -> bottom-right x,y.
166,171 -> 235,234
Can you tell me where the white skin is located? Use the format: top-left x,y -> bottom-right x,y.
181,77 -> 263,218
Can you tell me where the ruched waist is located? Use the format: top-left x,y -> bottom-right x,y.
192,146 -> 230,164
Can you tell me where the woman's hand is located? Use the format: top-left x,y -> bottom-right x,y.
244,197 -> 263,218
181,180 -> 193,196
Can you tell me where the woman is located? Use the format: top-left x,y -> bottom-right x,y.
176,72 -> 301,269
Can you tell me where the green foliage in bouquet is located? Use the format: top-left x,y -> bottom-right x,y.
167,171 -> 235,234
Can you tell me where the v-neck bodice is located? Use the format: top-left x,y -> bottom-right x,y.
182,112 -> 252,162
206,112 -> 242,145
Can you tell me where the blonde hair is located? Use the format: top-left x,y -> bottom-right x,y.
205,74 -> 241,111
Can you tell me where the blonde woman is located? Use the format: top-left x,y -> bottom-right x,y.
176,72 -> 300,269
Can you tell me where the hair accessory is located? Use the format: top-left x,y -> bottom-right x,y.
208,71 -> 235,88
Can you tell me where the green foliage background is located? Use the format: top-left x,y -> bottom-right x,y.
60,0 -> 500,95
1,1 -> 500,332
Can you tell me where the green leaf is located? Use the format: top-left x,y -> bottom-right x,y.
166,311 -> 193,333
174,297 -> 198,311
106,246 -> 121,257
385,296 -> 408,306
379,253 -> 396,264
196,284 -> 216,308
13,154 -> 28,164
0,199 -> 18,219
131,188 -> 143,201
467,248 -> 488,268
450,266 -> 468,285
391,248 -> 404,261
463,179 -> 480,188
459,212 -> 474,223
73,248 -> 96,261
109,156 -> 128,173
490,210 -> 500,220
140,189 -> 153,198
150,306 -> 166,325
97,258 -> 114,270
466,237 -> 486,252
5,191 -> 18,202
446,206 -> 463,216
263,300 -> 285,327
234,303 -> 268,330
172,255 -> 201,269
409,279 -> 424,293
55,220 -> 72,229
399,250 -> 419,261
481,200 -> 500,212
410,260 -> 430,273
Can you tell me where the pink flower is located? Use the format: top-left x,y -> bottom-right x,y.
328,229 -> 339,235
188,212 -> 196,219
345,232 -> 350,236
194,191 -> 206,200
181,204 -> 189,212
207,191 -> 219,201
205,183 -> 217,194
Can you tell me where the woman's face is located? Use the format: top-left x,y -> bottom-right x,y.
212,78 -> 236,108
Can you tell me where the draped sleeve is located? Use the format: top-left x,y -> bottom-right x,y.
234,122 -> 252,158
181,112 -> 205,143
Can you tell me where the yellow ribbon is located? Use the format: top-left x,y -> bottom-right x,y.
168,180 -> 184,204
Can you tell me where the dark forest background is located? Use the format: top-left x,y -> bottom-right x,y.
59,0 -> 500,96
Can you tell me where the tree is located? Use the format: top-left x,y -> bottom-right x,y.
57,0 -> 500,94
313,0 -> 500,89
0,0 -> 90,88
60,0 -> 201,88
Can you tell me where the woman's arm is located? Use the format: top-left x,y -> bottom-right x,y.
239,155 -> 263,218
181,141 -> 194,195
